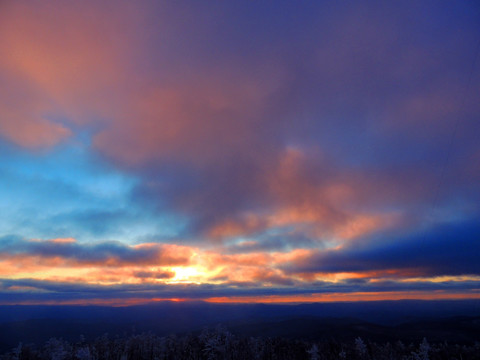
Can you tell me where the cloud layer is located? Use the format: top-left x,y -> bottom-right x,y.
0,0 -> 479,303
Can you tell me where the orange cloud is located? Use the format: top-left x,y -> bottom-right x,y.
0,0 -> 139,148
49,238 -> 77,244
0,72 -> 71,148
0,0 -> 284,163
3,291 -> 479,307
206,147 -> 399,243
0,239 -> 195,274
205,291 -> 480,304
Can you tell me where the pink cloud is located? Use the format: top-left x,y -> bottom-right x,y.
0,0 -> 140,147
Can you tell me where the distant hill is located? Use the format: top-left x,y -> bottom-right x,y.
227,315 -> 480,344
0,300 -> 479,351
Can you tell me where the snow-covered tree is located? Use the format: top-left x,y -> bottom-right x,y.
44,338 -> 68,360
411,338 -> 430,360
75,346 -> 92,360
307,343 -> 319,360
355,337 -> 367,358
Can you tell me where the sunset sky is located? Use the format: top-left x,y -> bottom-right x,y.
0,0 -> 479,305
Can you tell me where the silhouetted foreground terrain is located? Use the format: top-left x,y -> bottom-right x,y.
2,327 -> 479,360
1,301 -> 479,359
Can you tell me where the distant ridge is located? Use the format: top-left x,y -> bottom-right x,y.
0,300 -> 479,351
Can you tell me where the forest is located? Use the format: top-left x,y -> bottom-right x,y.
2,326 -> 479,360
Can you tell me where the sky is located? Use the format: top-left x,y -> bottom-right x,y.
0,0 -> 479,305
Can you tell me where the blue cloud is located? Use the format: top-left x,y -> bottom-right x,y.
0,277 -> 478,303
284,218 -> 480,276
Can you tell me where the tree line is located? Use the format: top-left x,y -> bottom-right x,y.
2,326 -> 479,360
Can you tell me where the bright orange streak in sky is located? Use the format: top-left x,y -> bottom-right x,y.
205,291 -> 480,304
2,291 -> 479,307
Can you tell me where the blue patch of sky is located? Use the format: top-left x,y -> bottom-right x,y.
0,137 -> 186,244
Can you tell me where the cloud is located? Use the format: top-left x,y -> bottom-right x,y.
0,237 -> 192,267
0,277 -> 478,304
0,1 -> 479,304
283,219 -> 480,277
1,1 -> 478,237
0,72 -> 71,149
223,233 -> 317,254
133,270 -> 176,280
